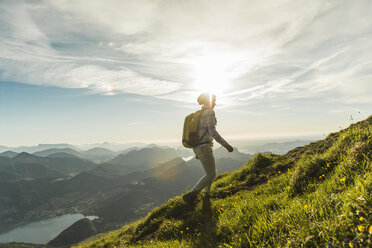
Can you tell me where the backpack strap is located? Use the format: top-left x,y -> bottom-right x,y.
197,108 -> 209,145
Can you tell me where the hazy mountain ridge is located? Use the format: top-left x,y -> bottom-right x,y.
74,116 -> 372,248
32,147 -> 120,164
109,146 -> 193,172
76,142 -> 147,152
0,143 -> 145,164
33,148 -> 82,158
0,151 -> 18,159
0,162 -> 65,181
8,152 -> 97,176
0,138 -> 312,162
0,144 -> 79,154
235,139 -> 314,154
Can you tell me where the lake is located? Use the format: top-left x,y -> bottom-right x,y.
0,214 -> 97,244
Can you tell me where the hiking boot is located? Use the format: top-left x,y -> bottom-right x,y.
183,191 -> 197,206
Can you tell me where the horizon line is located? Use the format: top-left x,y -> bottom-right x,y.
0,133 -> 326,148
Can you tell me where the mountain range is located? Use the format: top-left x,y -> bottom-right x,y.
0,152 -> 96,181
0,139 -> 315,162
0,144 -> 250,243
0,142 -> 148,154
0,137 -> 323,247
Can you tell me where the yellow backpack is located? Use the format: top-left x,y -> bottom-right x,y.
182,109 -> 207,148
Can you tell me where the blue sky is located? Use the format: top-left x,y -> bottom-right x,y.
0,0 -> 371,146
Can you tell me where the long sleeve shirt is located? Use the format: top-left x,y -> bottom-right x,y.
197,106 -> 229,147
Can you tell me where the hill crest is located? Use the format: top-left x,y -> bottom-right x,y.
73,116 -> 372,247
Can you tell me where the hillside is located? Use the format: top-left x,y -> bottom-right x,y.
33,148 -> 82,158
9,152 -> 96,176
0,162 -> 65,181
0,151 -> 18,159
33,147 -> 120,163
110,147 -> 192,171
75,116 -> 372,248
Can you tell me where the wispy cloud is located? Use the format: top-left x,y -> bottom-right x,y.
0,0 -> 371,109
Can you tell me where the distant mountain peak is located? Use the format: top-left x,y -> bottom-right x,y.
47,152 -> 78,158
86,147 -> 114,153
13,151 -> 36,159
146,144 -> 158,148
0,150 -> 18,158
37,143 -> 71,146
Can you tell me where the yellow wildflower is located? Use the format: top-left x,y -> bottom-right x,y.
359,216 -> 364,221
349,242 -> 354,248
186,227 -> 189,230
180,231 -> 183,234
304,204 -> 308,209
369,225 -> 372,234
327,163 -> 330,167
322,174 -> 325,177
358,225 -> 365,232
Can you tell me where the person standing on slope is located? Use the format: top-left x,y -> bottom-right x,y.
183,93 -> 233,205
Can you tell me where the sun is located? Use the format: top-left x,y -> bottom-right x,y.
186,53 -> 235,96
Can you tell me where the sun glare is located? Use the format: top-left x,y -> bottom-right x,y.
187,54 -> 235,96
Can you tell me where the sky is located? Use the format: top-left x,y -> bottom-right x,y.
0,0 -> 371,147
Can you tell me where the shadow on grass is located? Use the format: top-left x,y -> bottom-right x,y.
193,198 -> 219,248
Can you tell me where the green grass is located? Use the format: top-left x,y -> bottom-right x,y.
75,116 -> 372,248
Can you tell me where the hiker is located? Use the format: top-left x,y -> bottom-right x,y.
183,93 -> 233,205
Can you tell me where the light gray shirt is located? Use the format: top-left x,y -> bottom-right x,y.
197,106 -> 229,147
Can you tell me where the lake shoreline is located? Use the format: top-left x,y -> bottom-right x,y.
0,211 -> 76,235
0,214 -> 98,244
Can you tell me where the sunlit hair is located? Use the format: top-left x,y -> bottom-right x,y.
197,93 -> 216,106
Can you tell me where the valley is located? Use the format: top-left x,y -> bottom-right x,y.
0,143 -> 258,246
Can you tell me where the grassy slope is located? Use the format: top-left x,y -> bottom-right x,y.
75,116 -> 372,248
